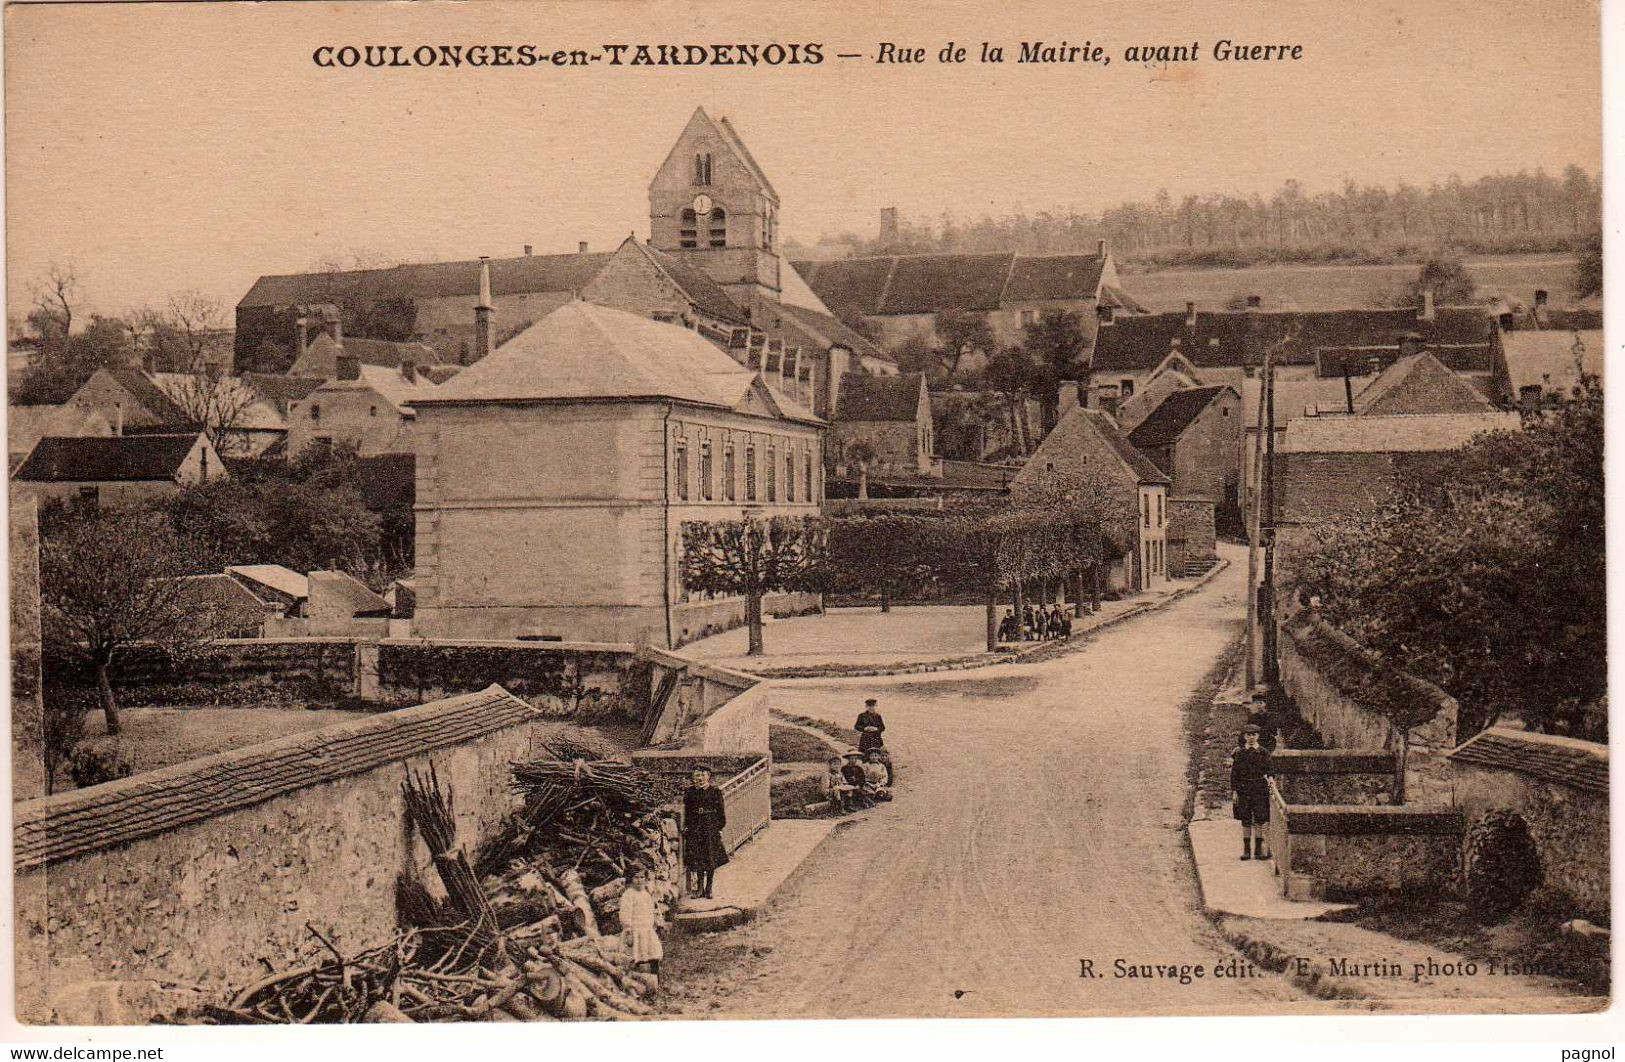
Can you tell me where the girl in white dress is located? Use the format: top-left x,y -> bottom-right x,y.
619,867 -> 663,976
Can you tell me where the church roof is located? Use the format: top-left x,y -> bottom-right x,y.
412,301 -> 821,423
639,244 -> 751,325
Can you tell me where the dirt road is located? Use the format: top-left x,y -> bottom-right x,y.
682,551 -> 1319,1019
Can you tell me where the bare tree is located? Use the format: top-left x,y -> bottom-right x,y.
40,510 -> 227,736
160,372 -> 263,456
29,262 -> 80,339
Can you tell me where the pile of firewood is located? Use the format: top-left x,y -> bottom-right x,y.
205,747 -> 684,1024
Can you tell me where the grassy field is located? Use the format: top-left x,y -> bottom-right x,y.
1121,253 -> 1580,312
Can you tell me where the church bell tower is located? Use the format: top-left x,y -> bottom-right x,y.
649,107 -> 782,309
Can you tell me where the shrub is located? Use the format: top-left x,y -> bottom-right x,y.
1463,809 -> 1543,923
69,745 -> 133,789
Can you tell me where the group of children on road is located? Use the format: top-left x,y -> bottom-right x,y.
998,604 -> 1074,643
821,698 -> 896,812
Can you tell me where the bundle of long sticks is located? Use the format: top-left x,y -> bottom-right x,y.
402,764 -> 500,960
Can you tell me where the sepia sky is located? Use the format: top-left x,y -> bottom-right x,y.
3,0 -> 1602,321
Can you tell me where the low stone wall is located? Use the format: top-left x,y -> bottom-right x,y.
1278,613 -> 1459,804
1269,749 -> 1395,806
630,751 -> 772,855
13,686 -> 550,1024
672,591 -> 822,649
640,648 -> 765,752
369,639 -> 648,718
1267,780 -> 1462,902
1447,728 -> 1608,920
63,638 -> 363,708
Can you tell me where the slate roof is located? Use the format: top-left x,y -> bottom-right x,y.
415,302 -> 822,424
290,334 -> 441,378
1127,386 -> 1232,449
1003,254 -> 1108,302
1498,329 -> 1604,395
1448,726 -> 1606,795
1092,307 -> 1493,372
12,686 -> 533,869
1278,411 -> 1520,454
239,252 -> 613,309
836,373 -> 925,422
13,433 -> 201,483
310,363 -> 438,415
310,569 -> 392,617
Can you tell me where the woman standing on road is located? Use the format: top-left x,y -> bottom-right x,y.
682,767 -> 728,899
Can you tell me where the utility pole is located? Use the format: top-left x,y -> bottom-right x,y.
1261,339 -> 1280,685
1244,363 -> 1268,691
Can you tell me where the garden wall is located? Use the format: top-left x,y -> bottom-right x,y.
640,648 -> 766,753
13,686 -> 549,1025
1269,749 -> 1394,806
1277,613 -> 1459,804
1267,780 -> 1463,902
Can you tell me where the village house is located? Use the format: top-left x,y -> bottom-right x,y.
826,372 -> 936,480
235,108 -> 893,422
285,355 -> 436,458
1489,328 -> 1604,410
1274,410 -> 1520,529
289,327 -> 444,381
1113,349 -> 1203,432
62,366 -> 288,457
409,296 -> 824,647
1010,406 -> 1168,592
11,432 -> 227,509
792,240 -> 1145,366
170,574 -> 284,639
1347,349 -> 1494,417
1127,385 -> 1242,516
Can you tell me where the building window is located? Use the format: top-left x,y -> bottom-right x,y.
745,442 -> 757,502
1120,379 -> 1135,398
675,435 -> 689,501
766,442 -> 777,502
708,207 -> 727,249
695,152 -> 713,185
700,437 -> 713,501
369,405 -> 378,417
680,208 -> 698,249
803,450 -> 813,502
724,441 -> 737,501
309,403 -> 321,421
76,486 -> 99,509
1156,493 -> 1164,528
785,449 -> 796,502
1142,493 -> 1150,528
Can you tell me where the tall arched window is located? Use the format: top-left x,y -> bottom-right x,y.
679,208 -> 698,249
694,153 -> 713,185
708,207 -> 727,248
674,431 -> 689,502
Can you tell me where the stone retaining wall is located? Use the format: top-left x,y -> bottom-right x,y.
1267,779 -> 1462,902
1269,749 -> 1395,806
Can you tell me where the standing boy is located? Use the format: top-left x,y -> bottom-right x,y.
1230,723 -> 1272,860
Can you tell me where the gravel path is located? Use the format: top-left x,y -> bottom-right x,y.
685,548 -> 1319,1019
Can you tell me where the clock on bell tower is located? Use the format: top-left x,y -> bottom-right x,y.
648,107 -> 782,308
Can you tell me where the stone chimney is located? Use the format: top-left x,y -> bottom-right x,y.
1419,288 -> 1435,322
400,357 -> 417,385
473,257 -> 495,362
1096,238 -> 1107,258
295,315 -> 309,356
1185,301 -> 1198,330
578,241 -> 589,254
336,351 -> 361,381
523,244 -> 534,256
879,207 -> 900,247
1534,288 -> 1549,307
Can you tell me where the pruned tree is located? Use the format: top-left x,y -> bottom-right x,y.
40,509 -> 229,736
1012,466 -> 1130,617
843,439 -> 879,500
827,512 -> 934,612
680,516 -> 826,656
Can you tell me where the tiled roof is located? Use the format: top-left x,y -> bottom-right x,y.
13,433 -> 201,483
12,686 -> 533,869
775,302 -> 889,363
290,335 -> 441,378
1101,286 -> 1148,313
880,254 -> 1015,314
172,574 -> 280,628
1240,376 -> 1354,428
225,564 -> 309,601
1448,726 -> 1606,795
1351,352 -> 1490,415
415,302 -> 821,424
836,373 -> 925,422
642,245 -> 751,325
1278,411 -> 1521,454
239,252 -> 612,308
241,373 -> 326,411
790,257 -> 897,319
311,363 -> 437,415
1092,307 -> 1494,372
149,373 -> 288,431
309,570 -> 392,617
1014,406 -> 1169,488
1128,385 -> 1233,449
104,368 -> 196,426
1002,253 -> 1107,302
1498,329 -> 1604,395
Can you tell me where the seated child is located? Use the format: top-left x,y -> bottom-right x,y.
822,755 -> 856,811
863,749 -> 892,801
841,751 -> 874,808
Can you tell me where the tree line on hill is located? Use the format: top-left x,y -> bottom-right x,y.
810,168 -> 1601,268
